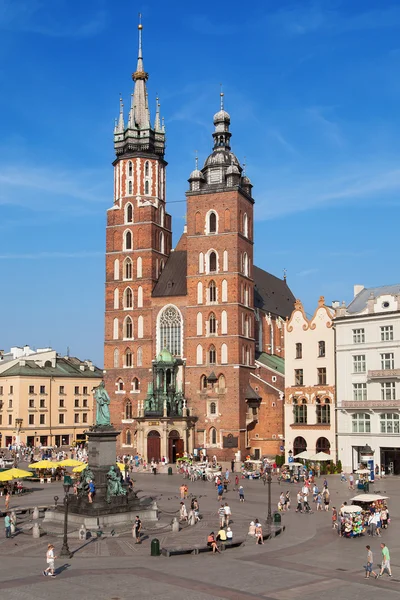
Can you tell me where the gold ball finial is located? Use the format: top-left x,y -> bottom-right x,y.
138,23 -> 143,29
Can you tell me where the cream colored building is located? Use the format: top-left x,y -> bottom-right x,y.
284,297 -> 336,461
0,349 -> 102,448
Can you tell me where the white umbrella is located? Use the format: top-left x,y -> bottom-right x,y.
341,505 -> 362,515
308,452 -> 332,461
293,451 -> 314,460
355,469 -> 370,474
283,462 -> 304,467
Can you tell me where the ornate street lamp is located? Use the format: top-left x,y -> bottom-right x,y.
265,463 -> 273,528
60,475 -> 73,558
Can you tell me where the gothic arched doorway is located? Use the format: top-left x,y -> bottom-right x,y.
168,430 -> 183,463
147,430 -> 161,462
293,436 -> 307,457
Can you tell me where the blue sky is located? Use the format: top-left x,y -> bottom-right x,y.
1,0 -> 400,366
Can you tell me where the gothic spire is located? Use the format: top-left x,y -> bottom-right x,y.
132,19 -> 150,129
154,97 -> 161,131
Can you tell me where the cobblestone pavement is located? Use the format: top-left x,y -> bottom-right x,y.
0,471 -> 399,599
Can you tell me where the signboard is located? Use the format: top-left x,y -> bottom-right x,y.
223,435 -> 238,448
280,445 -> 284,452
288,456 -> 294,463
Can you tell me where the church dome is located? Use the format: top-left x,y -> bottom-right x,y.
158,348 -> 174,362
188,169 -> 205,180
213,109 -> 230,124
204,150 -> 240,168
242,175 -> 252,185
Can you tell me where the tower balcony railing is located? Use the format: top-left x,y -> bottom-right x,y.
367,369 -> 400,381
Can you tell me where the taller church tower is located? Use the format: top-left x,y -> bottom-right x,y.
104,23 -> 172,433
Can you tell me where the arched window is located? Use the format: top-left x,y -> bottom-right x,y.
124,257 -> 132,280
380,413 -> 400,433
209,312 -> 216,335
196,344 -> 203,365
113,348 -> 119,368
209,251 -> 217,272
124,230 -> 132,251
138,315 -> 144,338
245,316 -> 250,338
210,427 -> 217,445
132,377 -> 139,391
197,281 -> 203,304
137,257 -> 142,278
158,305 -> 183,356
208,211 -> 217,234
223,250 -> 228,271
199,252 -> 204,274
243,252 -> 248,276
125,348 -> 132,367
124,287 -> 133,309
113,318 -> 119,340
114,288 -> 119,309
137,286 -> 143,307
137,346 -> 143,366
222,280 -> 228,302
145,180 -> 149,195
160,259 -> 164,272
125,203 -> 133,223
200,374 -> 207,389
128,161 -> 133,177
218,374 -> 225,390
160,232 -> 165,254
209,280 -> 216,303
160,205 -> 164,227
221,343 -> 228,364
209,345 -> 216,365
114,259 -> 120,280
224,208 -> 231,231
195,211 -> 201,234
246,345 -> 250,365
293,398 -> 307,424
125,316 -> 133,339
197,312 -> 202,336
126,430 -> 132,445
210,402 -> 217,415
352,413 -> 371,433
243,213 -> 248,238
125,400 -> 132,419
117,379 -> 124,391
316,437 -> 331,454
145,161 -> 149,176
128,181 -> 132,195
293,436 -> 307,456
316,397 -> 330,424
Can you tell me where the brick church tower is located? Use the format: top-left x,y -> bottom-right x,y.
104,23 -> 172,436
184,95 -> 256,457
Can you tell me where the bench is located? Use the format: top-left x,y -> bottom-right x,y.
161,537 -> 246,557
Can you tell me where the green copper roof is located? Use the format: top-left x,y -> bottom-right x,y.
256,352 -> 285,375
157,348 -> 174,363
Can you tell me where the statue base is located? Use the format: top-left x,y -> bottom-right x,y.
44,425 -> 158,528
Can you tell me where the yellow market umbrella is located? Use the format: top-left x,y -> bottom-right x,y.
58,459 -> 84,468
0,468 -> 33,482
73,463 -> 88,473
29,460 -> 60,470
116,463 -> 127,471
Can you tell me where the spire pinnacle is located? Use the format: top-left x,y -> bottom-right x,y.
242,156 -> 246,176
154,96 -> 161,131
195,150 -> 198,170
131,16 -> 150,129
220,83 -> 224,110
116,95 -> 124,133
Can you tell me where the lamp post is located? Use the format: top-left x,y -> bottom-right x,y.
60,477 -> 73,558
124,457 -> 129,483
265,463 -> 273,528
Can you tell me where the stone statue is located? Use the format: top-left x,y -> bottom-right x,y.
106,466 -> 127,503
94,381 -> 111,426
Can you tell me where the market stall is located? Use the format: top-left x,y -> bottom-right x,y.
340,504 -> 365,537
242,460 -> 262,479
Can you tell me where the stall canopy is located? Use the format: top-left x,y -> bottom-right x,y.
355,469 -> 370,474
341,505 -> 362,514
351,494 -> 389,503
293,451 -> 314,460
308,452 -> 332,461
283,462 -> 304,467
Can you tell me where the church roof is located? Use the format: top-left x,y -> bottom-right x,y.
253,265 -> 295,318
152,251 -> 188,297
0,357 -> 103,379
347,283 -> 400,314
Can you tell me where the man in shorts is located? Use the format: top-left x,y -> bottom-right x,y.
364,545 -> 378,579
379,543 -> 392,577
43,544 -> 57,577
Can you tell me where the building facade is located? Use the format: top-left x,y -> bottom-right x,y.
0,348 -> 102,448
284,297 -> 336,461
335,284 -> 400,474
103,24 -> 295,462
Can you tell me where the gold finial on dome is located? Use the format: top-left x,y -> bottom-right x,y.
138,12 -> 142,29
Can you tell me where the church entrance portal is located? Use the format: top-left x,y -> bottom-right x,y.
169,430 -> 184,463
147,430 -> 161,462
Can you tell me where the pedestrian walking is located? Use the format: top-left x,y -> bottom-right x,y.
133,515 -> 142,543
218,504 -> 225,528
4,512 -> 11,538
224,502 -> 232,526
295,491 -> 303,513
180,501 -> 188,522
234,475 -> 239,490
378,543 -> 392,578
238,485 -> 245,502
43,544 -> 57,577
285,491 -> 291,510
255,520 -> 264,545
217,482 -> 224,501
180,484 -> 185,499
349,473 -> 354,490
364,545 -> 378,579
5,489 -> 10,511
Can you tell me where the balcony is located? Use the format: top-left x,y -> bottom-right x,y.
342,400 -> 400,409
367,369 -> 400,381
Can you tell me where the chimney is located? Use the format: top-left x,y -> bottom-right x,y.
354,284 -> 364,297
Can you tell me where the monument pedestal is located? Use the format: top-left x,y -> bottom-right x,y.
44,425 -> 158,529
